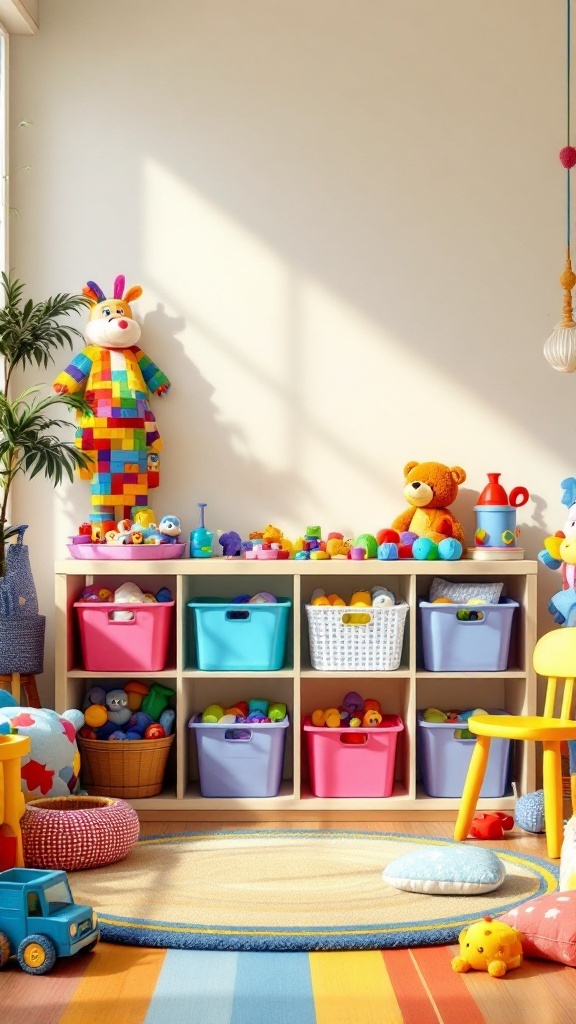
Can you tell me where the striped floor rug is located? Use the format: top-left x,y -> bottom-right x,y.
1,940 -> 571,1024
0,941 -> 485,1023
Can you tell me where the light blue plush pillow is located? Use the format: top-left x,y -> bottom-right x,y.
383,844 -> 506,894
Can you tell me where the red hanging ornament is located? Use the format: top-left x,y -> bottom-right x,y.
560,145 -> 576,168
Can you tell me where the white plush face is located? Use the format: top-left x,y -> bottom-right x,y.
84,299 -> 142,349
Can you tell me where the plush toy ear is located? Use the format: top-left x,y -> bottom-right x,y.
85,280 -> 106,302
450,466 -> 466,485
82,286 -> 99,304
561,477 -> 576,508
113,274 -> 126,299
403,461 -> 419,479
123,285 -> 143,304
458,927 -> 468,944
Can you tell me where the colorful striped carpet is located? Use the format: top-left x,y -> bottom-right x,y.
0,940 -> 541,1024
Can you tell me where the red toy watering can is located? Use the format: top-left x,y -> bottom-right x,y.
477,473 -> 529,508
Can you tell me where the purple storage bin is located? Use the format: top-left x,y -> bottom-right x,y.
188,715 -> 289,797
417,710 -> 512,798
419,598 -> 518,671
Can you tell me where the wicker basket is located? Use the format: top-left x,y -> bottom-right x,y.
306,601 -> 408,671
77,734 -> 174,798
22,795 -> 140,871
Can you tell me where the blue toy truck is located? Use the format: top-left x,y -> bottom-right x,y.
0,867 -> 99,974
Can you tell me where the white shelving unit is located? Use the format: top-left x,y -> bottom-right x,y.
54,557 -> 538,820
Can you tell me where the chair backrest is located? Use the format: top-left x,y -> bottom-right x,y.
533,627 -> 576,720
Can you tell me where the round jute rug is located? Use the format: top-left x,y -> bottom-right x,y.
67,829 -> 558,951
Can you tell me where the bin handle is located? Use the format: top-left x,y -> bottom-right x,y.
225,610 -> 250,622
224,729 -> 252,741
107,610 -> 135,624
341,611 -> 373,626
339,733 -> 368,745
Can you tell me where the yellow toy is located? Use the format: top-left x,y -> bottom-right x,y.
0,733 -> 31,867
392,460 -> 467,546
311,708 -> 340,728
451,916 -> 523,978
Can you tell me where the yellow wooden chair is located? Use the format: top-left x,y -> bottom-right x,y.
454,626 -> 576,859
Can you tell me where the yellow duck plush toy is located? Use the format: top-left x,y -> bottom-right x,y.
451,916 -> 523,978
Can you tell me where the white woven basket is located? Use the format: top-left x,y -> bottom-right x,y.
305,601 -> 408,671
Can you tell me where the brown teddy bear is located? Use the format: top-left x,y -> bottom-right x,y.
392,460 -> 467,546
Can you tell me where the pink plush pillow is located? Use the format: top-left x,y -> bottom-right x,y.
501,890 -> 576,966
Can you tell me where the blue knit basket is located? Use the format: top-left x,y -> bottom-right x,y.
515,789 -> 545,833
0,526 -> 44,674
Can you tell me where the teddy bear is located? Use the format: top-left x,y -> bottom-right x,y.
451,916 -> 523,977
391,461 -> 467,547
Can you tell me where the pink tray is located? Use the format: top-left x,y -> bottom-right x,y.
67,543 -> 186,561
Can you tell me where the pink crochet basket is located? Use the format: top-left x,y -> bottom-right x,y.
21,795 -> 140,871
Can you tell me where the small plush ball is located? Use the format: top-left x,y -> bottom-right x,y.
202,704 -> 224,723
324,707 -> 341,728
364,698 -> 382,714
376,528 -> 401,545
438,537 -> 463,561
145,723 -> 166,739
311,708 -> 326,727
560,145 -> 576,169
108,730 -> 127,741
363,710 -> 382,726
377,542 -> 399,560
398,543 -> 414,558
515,790 -> 545,833
85,703 -> 108,728
85,685 -> 106,707
95,721 -> 119,739
343,690 -> 364,713
423,707 -> 447,723
0,689 -> 18,709
355,533 -> 378,558
413,537 -> 439,560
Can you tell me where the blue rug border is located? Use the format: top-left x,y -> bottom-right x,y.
97,828 -> 559,952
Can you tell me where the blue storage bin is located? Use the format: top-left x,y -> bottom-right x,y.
188,715 -> 289,797
187,598 -> 291,671
417,710 -> 512,798
419,597 -> 518,671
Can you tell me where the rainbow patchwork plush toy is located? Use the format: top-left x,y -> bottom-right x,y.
53,275 -> 170,527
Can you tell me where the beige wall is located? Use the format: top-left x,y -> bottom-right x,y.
5,0 -> 574,703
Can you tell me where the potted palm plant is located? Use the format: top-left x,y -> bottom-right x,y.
0,272 -> 91,674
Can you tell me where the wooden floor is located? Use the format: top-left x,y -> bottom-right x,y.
134,816 -> 576,1022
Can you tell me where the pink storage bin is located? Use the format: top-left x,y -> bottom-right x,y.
303,714 -> 403,798
74,601 -> 174,672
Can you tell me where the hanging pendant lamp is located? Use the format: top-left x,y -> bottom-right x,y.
544,0 -> 576,371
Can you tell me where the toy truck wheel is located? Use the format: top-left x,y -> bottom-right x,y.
0,932 -> 10,968
17,934 -> 57,975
